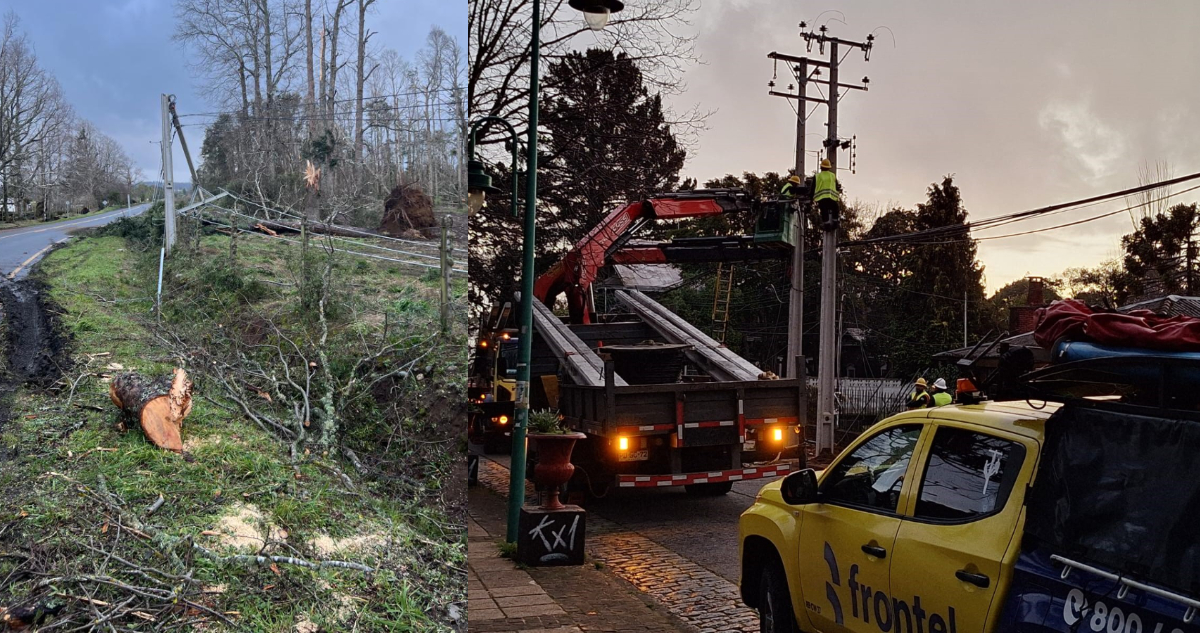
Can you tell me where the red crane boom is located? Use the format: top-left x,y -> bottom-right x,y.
533,190 -> 754,323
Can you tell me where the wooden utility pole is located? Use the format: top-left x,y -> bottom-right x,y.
160,94 -> 176,253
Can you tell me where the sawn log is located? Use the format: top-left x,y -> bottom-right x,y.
109,368 -> 193,452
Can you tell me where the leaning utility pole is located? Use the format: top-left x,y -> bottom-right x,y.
160,94 -> 176,253
168,98 -> 202,199
802,24 -> 874,455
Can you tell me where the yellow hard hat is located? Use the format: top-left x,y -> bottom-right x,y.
787,175 -> 802,185
915,377 -> 928,387
820,159 -> 832,169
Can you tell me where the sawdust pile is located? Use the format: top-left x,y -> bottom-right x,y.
307,532 -> 386,557
207,503 -> 286,551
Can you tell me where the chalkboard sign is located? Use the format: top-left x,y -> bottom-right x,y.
517,506 -> 586,566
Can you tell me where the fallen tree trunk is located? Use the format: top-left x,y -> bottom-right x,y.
109,369 -> 192,452
253,219 -> 387,239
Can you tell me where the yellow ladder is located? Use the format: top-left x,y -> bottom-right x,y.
711,263 -> 735,342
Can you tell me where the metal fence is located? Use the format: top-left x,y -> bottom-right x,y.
807,377 -> 910,418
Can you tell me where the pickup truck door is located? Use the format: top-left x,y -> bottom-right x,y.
798,423 -> 926,633
888,422 -> 1037,633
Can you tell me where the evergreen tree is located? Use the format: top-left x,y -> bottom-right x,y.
536,49 -> 687,262
469,49 -> 687,314
842,177 -> 987,376
1119,203 -> 1198,302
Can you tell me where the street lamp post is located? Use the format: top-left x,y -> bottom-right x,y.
469,0 -> 624,545
467,118 -> 518,219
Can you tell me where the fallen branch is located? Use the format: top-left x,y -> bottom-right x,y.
145,495 -> 165,516
217,555 -> 373,574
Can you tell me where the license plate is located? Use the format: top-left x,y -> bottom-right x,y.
743,440 -> 756,451
618,449 -> 649,462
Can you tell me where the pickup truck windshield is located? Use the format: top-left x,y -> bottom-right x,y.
821,424 -> 921,513
1025,404 -> 1200,596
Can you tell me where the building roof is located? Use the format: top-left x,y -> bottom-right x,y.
1118,295 -> 1200,319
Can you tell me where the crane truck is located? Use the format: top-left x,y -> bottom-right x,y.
471,189 -> 809,495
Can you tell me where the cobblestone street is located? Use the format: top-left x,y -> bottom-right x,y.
471,453 -> 793,632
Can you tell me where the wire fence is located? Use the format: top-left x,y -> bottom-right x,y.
180,203 -> 467,276
220,189 -> 466,255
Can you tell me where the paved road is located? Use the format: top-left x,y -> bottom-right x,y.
0,204 -> 149,279
477,450 -> 787,583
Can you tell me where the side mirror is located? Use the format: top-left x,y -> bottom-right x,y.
780,468 -> 820,505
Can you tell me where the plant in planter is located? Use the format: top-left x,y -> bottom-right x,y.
526,409 -> 585,510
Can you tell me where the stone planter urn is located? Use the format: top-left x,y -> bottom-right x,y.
529,431 -> 586,510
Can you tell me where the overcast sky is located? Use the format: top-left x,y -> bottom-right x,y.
668,0 -> 1200,292
0,0 -> 465,186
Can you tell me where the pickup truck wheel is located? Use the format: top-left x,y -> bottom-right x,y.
684,481 -> 734,496
758,562 -> 798,633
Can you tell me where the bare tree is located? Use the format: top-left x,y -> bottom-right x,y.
468,0 -> 700,145
353,0 -> 377,178
304,0 -> 315,134
174,0 -> 465,217
1126,160 -> 1174,228
0,12 -> 69,215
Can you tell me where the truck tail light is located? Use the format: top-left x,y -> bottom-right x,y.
773,427 -> 783,442
618,436 -> 629,450
496,415 -> 509,425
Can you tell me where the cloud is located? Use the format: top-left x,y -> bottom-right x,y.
1038,97 -> 1127,182
104,0 -> 156,18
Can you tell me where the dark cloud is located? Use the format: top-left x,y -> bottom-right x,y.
0,0 -> 464,184
669,0 -> 1200,289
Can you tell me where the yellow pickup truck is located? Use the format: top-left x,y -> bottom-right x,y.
740,382 -> 1200,633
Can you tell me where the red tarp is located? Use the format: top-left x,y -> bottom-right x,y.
1034,299 -> 1200,351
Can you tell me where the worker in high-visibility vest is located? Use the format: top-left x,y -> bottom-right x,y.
814,158 -> 840,231
906,377 -> 932,409
930,377 -> 953,407
780,174 -> 803,199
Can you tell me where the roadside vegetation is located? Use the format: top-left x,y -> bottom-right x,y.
0,209 -> 467,631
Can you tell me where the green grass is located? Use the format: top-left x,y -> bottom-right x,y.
0,229 -> 465,631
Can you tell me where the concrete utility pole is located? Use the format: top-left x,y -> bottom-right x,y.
766,54 -> 809,379
160,94 -> 176,253
800,24 -> 874,456
1188,237 -> 1196,295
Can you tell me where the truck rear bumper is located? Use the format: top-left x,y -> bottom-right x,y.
616,463 -> 792,488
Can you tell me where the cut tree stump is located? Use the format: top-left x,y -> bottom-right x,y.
109,368 -> 193,452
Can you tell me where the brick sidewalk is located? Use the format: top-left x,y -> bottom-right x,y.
469,485 -> 695,632
474,456 -> 760,633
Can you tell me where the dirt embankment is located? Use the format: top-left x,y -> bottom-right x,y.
0,277 -> 67,386
0,276 -> 69,461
